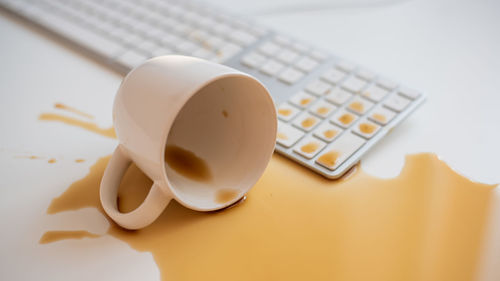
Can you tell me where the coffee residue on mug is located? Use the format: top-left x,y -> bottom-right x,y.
164,145 -> 212,182
215,189 -> 240,204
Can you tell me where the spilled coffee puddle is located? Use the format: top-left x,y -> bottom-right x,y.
39,103 -> 115,139
38,104 -> 498,281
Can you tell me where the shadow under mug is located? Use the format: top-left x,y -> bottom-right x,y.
100,55 -> 277,229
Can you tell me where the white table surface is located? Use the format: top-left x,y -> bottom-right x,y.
1,0 -> 499,280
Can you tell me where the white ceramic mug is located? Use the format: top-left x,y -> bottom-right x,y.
100,55 -> 277,230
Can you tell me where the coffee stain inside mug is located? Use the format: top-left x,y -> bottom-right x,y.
215,189 -> 240,204
164,145 -> 212,182
39,105 -> 499,281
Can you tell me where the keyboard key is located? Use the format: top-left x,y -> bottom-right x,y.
342,76 -> 367,94
293,136 -> 327,159
176,40 -> 199,54
289,91 -> 316,109
294,56 -> 319,72
258,41 -> 280,56
241,52 -> 266,68
260,59 -> 285,76
315,132 -> 366,170
228,30 -> 257,46
292,42 -> 309,52
377,77 -> 398,90
352,119 -> 381,139
309,100 -> 337,118
277,122 -> 305,148
368,106 -> 397,125
331,109 -> 358,128
313,122 -> 343,142
362,84 -> 390,102
278,68 -> 305,85
321,68 -> 346,84
276,49 -> 300,64
191,48 -> 215,60
325,88 -> 353,106
310,49 -> 328,61
216,42 -> 242,62
293,112 -> 320,132
305,79 -> 331,96
398,87 -> 421,100
356,68 -> 376,81
384,94 -> 411,112
116,50 -> 148,69
204,35 -> 225,50
273,35 -> 292,45
277,103 -> 300,122
151,47 -> 174,57
336,60 -> 356,72
346,96 -> 374,115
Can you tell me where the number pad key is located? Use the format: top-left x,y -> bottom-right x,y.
315,132 -> 366,170
293,136 -> 326,159
276,122 -> 305,148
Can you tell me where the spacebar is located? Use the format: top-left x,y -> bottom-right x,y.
34,12 -> 126,59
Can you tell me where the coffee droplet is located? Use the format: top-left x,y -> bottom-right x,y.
372,113 -> 386,123
222,110 -> 228,118
215,189 -> 240,204
164,145 -> 212,182
316,107 -> 330,115
278,108 -> 292,116
317,151 -> 340,168
300,98 -> 311,106
338,113 -> 354,125
301,117 -> 316,128
48,158 -> 56,164
301,142 -> 319,153
323,129 -> 338,139
75,159 -> 85,163
359,123 -> 376,134
277,132 -> 288,140
349,101 -> 364,113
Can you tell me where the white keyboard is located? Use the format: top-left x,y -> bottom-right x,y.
0,0 -> 425,179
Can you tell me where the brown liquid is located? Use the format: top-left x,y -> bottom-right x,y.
323,129 -> 338,139
372,113 -> 386,123
48,158 -> 56,164
300,98 -> 312,106
301,117 -> 316,128
40,230 -> 100,244
359,122 -> 377,134
316,151 -> 340,168
222,110 -> 228,118
39,113 -> 116,139
316,106 -> 330,115
41,152 -> 498,281
278,108 -> 292,116
338,113 -> 355,125
301,142 -> 320,153
54,103 -> 94,119
349,101 -> 364,113
215,189 -> 240,204
164,145 -> 212,182
75,159 -> 85,163
39,109 -> 499,281
277,132 -> 288,140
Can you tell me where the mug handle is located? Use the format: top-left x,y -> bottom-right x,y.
100,145 -> 171,230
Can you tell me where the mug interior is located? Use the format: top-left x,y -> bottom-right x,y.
163,75 -> 276,210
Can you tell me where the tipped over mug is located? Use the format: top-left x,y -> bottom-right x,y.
100,55 -> 277,229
